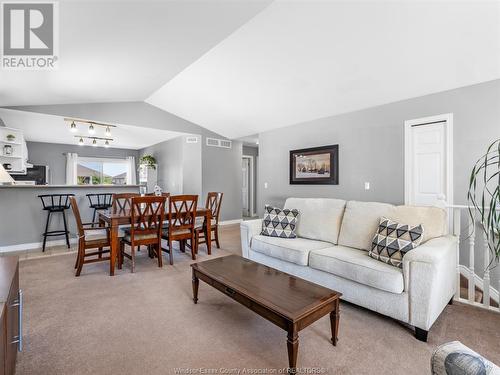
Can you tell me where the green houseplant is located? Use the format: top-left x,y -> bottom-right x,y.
468,138 -> 500,266
6,134 -> 15,142
139,155 -> 157,170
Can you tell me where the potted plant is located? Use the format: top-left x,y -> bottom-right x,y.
139,155 -> 157,170
6,134 -> 15,142
468,138 -> 500,267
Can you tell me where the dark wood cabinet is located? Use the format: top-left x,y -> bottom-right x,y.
0,257 -> 20,375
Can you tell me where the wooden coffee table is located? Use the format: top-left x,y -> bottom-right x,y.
191,255 -> 341,372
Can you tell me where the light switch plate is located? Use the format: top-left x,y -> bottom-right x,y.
364,182 -> 370,190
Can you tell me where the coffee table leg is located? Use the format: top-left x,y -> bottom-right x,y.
287,329 -> 298,374
330,299 -> 340,346
192,270 -> 199,304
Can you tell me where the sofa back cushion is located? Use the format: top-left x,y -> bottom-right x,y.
338,201 -> 396,251
284,198 -> 346,244
391,205 -> 447,243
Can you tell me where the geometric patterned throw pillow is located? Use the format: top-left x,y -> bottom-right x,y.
261,205 -> 299,239
368,217 -> 424,268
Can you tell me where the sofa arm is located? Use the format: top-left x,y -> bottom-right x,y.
403,235 -> 458,331
240,219 -> 262,259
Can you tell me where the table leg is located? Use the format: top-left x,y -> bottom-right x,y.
330,299 -> 340,346
110,222 -> 119,276
287,328 -> 298,374
205,211 -> 212,255
192,270 -> 199,304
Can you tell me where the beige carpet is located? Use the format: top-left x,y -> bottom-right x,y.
16,225 -> 500,375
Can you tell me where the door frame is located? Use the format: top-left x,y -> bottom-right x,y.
404,113 -> 454,206
242,155 -> 255,217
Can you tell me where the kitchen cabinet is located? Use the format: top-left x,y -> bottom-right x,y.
0,257 -> 21,375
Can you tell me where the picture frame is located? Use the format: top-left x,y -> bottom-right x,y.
289,145 -> 339,185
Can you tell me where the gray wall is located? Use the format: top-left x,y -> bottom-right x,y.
27,141 -> 139,185
139,135 -> 202,198
258,79 -> 500,210
202,141 -> 243,221
258,79 -> 500,287
243,145 -> 259,215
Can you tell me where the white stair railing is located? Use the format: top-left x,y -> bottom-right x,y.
445,204 -> 500,313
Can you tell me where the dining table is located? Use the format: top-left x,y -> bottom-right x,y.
99,207 -> 212,276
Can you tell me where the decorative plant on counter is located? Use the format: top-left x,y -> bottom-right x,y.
468,138 -> 500,266
139,155 -> 157,170
6,134 -> 15,142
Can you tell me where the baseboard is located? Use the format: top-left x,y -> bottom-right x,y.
219,219 -> 243,226
458,265 -> 499,302
0,237 -> 78,253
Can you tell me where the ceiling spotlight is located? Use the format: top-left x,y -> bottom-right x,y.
105,126 -> 111,137
78,137 -> 84,146
92,138 -> 97,147
70,121 -> 77,132
88,123 -> 95,134
104,140 -> 110,148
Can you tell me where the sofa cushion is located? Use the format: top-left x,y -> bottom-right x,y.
338,201 -> 396,251
369,217 -> 424,268
284,198 -> 346,244
309,245 -> 405,294
251,234 -> 332,266
391,205 -> 447,243
261,205 -> 299,238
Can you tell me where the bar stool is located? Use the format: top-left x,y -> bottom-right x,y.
38,194 -> 75,252
87,193 -> 113,224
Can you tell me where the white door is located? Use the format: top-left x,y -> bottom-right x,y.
242,158 -> 250,216
405,114 -> 453,206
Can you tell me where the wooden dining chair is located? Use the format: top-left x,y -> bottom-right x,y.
119,195 -> 166,272
194,192 -> 223,254
112,193 -> 140,214
161,195 -> 198,264
70,197 -> 111,277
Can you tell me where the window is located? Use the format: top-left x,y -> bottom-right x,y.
77,157 -> 129,185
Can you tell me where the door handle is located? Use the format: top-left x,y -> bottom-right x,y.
224,287 -> 236,296
10,289 -> 23,352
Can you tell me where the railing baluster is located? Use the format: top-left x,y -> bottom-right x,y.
453,208 -> 461,301
483,231 -> 490,308
468,217 -> 475,303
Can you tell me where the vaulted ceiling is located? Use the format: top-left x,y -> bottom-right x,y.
2,0 -> 499,140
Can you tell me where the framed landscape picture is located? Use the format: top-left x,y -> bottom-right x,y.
289,145 -> 339,185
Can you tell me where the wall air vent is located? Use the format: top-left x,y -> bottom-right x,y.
206,137 -> 232,149
186,136 -> 198,144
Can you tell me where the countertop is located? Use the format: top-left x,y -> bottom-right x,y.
0,184 -> 143,189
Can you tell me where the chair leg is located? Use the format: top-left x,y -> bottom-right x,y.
42,211 -> 51,252
157,242 -> 163,268
118,242 -> 124,270
214,226 -> 220,249
131,245 -> 135,273
74,241 -> 80,269
75,243 -> 84,277
62,210 -> 70,249
180,240 -> 186,253
191,235 -> 196,260
92,209 -> 97,227
168,239 -> 173,265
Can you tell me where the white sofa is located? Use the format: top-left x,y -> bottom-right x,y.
240,198 -> 457,341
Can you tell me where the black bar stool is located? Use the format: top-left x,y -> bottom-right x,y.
87,193 -> 113,224
38,194 -> 75,252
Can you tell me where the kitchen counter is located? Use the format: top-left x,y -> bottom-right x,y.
0,184 -> 142,249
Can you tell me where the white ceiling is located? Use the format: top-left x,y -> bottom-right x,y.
0,109 -> 183,150
147,0 -> 500,139
0,0 -> 272,106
